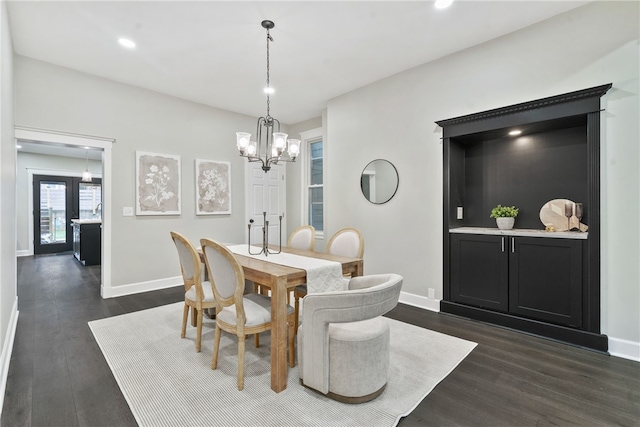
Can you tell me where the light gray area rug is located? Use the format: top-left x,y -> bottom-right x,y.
89,302 -> 476,427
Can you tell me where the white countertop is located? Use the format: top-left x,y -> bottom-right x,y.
71,219 -> 102,224
449,227 -> 588,240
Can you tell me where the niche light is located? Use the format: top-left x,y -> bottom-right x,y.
118,38 -> 136,49
435,0 -> 454,9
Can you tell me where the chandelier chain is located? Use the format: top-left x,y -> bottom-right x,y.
265,27 -> 272,120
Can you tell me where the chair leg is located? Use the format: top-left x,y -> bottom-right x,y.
211,326 -> 221,370
190,307 -> 197,327
238,335 -> 246,390
181,303 -> 189,338
288,316 -> 295,368
294,294 -> 300,333
254,333 -> 260,348
195,308 -> 203,352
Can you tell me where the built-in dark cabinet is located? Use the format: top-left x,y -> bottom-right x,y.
509,236 -> 583,328
438,84 -> 611,352
451,233 -> 583,328
450,234 -> 508,312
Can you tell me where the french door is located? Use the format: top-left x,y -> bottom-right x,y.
33,175 -> 102,255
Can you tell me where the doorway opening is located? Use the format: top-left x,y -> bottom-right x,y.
16,127 -> 114,297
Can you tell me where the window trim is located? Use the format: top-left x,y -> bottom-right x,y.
299,127 -> 324,240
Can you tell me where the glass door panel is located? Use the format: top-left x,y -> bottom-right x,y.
79,183 -> 102,219
39,182 -> 67,244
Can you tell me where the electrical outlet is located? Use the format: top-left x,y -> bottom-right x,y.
457,206 -> 463,220
428,288 -> 435,299
123,207 -> 134,217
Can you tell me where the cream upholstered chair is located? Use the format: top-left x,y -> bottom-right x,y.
287,225 -> 316,251
293,227 -> 364,330
200,238 -> 296,390
297,273 -> 403,403
170,231 -> 219,353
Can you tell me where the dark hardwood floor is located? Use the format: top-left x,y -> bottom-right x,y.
2,254 -> 639,426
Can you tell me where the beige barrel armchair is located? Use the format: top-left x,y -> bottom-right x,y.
297,273 -> 403,403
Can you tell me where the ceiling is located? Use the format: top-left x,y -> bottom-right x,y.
8,1 -> 589,157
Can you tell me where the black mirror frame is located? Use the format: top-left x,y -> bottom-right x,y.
360,159 -> 399,205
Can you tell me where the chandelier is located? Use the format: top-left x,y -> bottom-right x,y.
236,20 -> 300,173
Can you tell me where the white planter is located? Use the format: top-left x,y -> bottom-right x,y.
496,217 -> 515,230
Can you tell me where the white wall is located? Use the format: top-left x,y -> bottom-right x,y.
15,152 -> 102,253
320,1 -> 639,358
0,0 -> 16,412
9,1 -> 639,360
14,56 -> 256,290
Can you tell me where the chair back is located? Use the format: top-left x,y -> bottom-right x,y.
200,238 -> 246,313
287,225 -> 315,251
170,231 -> 205,301
326,228 -> 364,259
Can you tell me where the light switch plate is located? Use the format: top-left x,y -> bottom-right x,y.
123,207 -> 134,217
457,206 -> 463,219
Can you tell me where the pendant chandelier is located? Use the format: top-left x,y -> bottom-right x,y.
81,147 -> 92,182
236,20 -> 300,173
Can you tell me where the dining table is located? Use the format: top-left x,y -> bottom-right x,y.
209,244 -> 363,393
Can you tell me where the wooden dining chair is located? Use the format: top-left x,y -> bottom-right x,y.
200,238 -> 296,390
293,227 -> 364,331
170,231 -> 219,353
287,225 -> 316,251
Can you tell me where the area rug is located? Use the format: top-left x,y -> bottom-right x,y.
89,302 -> 476,427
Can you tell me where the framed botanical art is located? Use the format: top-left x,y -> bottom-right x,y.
136,151 -> 181,215
195,159 -> 231,215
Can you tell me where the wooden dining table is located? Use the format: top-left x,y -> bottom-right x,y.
228,245 -> 363,393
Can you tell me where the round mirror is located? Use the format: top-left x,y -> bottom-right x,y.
360,159 -> 399,204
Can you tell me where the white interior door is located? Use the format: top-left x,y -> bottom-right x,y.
245,162 -> 287,247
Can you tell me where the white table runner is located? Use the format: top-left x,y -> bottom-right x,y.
227,244 -> 345,293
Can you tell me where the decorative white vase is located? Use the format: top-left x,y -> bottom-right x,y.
496,217 -> 515,230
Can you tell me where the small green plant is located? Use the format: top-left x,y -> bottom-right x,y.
490,204 -> 519,218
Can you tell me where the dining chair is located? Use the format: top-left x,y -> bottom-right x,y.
170,231 -> 219,353
293,227 -> 364,331
200,238 -> 296,390
287,225 -> 316,251
298,273 -> 403,402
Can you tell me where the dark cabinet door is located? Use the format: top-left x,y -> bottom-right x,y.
450,234 -> 509,312
509,237 -> 583,327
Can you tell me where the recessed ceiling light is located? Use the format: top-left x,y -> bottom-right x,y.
264,87 -> 274,94
16,144 -> 22,149
509,130 -> 522,136
118,38 -> 136,49
434,0 -> 454,10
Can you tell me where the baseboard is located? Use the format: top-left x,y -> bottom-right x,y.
399,291 -> 440,313
16,250 -> 30,257
0,297 -> 19,415
102,276 -> 182,298
608,336 -> 640,362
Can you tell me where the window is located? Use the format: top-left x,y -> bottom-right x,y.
300,127 -> 324,237
308,139 -> 324,233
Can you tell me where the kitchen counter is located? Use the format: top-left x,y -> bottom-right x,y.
449,226 -> 588,240
71,218 -> 102,224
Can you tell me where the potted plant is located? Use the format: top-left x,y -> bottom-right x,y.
490,204 -> 519,230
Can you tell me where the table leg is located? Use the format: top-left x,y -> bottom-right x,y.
270,274 -> 288,392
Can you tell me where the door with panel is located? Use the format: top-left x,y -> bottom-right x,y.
449,233 -> 509,312
246,162 -> 287,246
